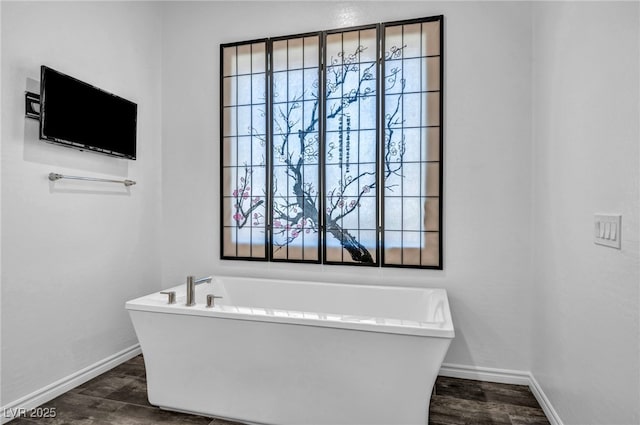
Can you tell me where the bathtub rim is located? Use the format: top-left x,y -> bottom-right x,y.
126,276 -> 455,339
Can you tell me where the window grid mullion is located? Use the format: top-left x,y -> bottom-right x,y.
249,44 -> 253,259
301,40 -> 306,260
267,40 -> 274,261
234,46 -> 239,258
339,33 -> 344,264
285,39 -> 290,260
319,33 -> 326,263
375,24 -> 382,265
378,23 -> 384,265
320,32 -> 327,264
419,23 -> 424,266
400,24 -> 405,265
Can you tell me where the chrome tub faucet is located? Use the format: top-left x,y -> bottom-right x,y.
186,275 -> 214,306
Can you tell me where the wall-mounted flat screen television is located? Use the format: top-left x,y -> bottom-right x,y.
39,65 -> 137,160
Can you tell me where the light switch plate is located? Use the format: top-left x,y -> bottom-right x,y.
594,214 -> 621,249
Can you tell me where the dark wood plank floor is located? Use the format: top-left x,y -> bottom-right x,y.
9,355 -> 549,425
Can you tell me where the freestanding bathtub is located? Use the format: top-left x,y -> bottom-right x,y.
126,276 -> 454,425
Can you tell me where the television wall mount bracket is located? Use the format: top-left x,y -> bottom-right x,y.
25,91 -> 40,120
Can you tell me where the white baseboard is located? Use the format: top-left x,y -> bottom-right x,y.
1,344 -> 141,424
439,362 -> 531,386
438,363 -> 563,425
528,373 -> 564,425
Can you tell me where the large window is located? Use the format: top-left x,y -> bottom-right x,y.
221,16 -> 443,269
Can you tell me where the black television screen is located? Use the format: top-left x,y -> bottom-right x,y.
39,66 -> 137,160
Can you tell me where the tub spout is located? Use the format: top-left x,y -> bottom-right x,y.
195,276 -> 213,285
186,275 -> 214,306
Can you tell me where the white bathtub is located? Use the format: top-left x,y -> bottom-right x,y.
126,276 -> 454,425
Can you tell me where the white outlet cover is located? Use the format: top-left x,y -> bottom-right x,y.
594,214 -> 621,249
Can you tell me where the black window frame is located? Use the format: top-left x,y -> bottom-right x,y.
220,15 -> 444,269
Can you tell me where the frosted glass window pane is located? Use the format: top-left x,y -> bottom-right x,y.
402,245 -> 421,266
383,18 -> 442,268
324,27 -> 378,266
403,93 -> 422,127
272,40 -> 288,72
303,68 -> 318,92
221,167 -> 236,196
402,198 -> 421,231
422,21 -> 440,56
237,44 -> 251,74
304,37 -> 319,68
402,163 -> 421,196
251,43 -> 266,73
236,137 -> 252,166
358,130 -> 377,160
221,41 -> 267,259
425,163 -> 440,197
287,38 -> 303,69
251,138 -> 266,166
425,57 -> 440,91
223,231 -> 237,257
402,24 -> 422,58
385,26 -> 403,59
401,129 -> 420,163
385,231 -> 401,247
385,94 -> 402,127
341,31 -> 360,60
425,127 -> 440,162
272,72 -> 286,105
222,77 -> 235,106
222,46 -> 236,76
423,197 -> 440,232
303,233 -> 319,261
222,138 -> 234,167
359,95 -> 377,130
287,70 -> 304,101
423,92 -> 440,127
252,74 -> 266,103
222,197 -> 234,227
358,196 -> 377,229
222,108 -> 234,137
326,34 -> 343,65
270,34 -> 321,262
421,232 -> 440,267
385,197 -> 402,230
251,237 -> 270,258
359,29 -> 377,62
251,106 -> 266,137
403,59 -> 422,93
237,75 -> 251,105
236,106 -> 251,137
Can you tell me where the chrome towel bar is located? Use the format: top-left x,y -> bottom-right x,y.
48,172 -> 136,187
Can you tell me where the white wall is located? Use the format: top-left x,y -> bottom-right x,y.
531,2 -> 640,424
161,1 -> 534,372
1,2 -> 163,404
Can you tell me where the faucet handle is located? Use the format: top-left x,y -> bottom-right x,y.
206,294 -> 223,308
160,291 -> 176,304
